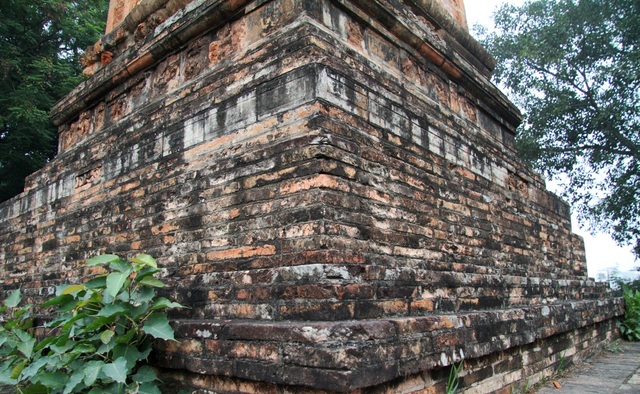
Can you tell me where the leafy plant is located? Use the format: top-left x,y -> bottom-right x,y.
556,352 -> 566,375
0,254 -> 184,393
612,276 -> 640,295
604,339 -> 624,353
445,360 -> 464,394
520,379 -> 530,393
0,289 -> 35,388
619,285 -> 640,341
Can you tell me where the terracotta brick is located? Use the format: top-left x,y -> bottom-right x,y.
151,223 -> 180,235
206,245 -> 276,261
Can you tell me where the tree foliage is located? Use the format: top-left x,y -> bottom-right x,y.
619,285 -> 640,341
483,0 -> 640,257
0,0 -> 108,202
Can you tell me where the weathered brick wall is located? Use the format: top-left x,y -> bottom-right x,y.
0,0 -> 622,392
156,317 -> 618,392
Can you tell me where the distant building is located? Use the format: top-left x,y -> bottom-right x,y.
595,268 -> 640,288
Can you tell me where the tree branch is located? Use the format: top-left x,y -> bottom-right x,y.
523,59 -> 591,97
525,58 -> 640,162
543,143 -> 634,157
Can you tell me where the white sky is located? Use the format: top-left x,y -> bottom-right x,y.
463,0 -> 638,277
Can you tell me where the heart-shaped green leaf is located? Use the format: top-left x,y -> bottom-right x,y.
106,272 -> 127,298
61,284 -> 85,295
82,360 -> 104,386
151,297 -> 185,310
138,277 -> 164,288
100,330 -> 115,345
96,303 -> 128,318
84,276 -> 107,289
63,369 -> 84,394
4,289 -> 21,308
87,254 -> 120,267
138,382 -> 162,394
133,365 -> 158,383
132,254 -> 157,268
102,357 -> 128,384
142,313 -> 174,340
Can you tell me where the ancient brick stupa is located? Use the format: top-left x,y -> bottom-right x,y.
0,0 -> 622,392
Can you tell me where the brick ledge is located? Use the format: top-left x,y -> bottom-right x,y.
154,298 -> 623,392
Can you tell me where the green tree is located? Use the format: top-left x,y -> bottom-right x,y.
0,0 -> 108,202
483,0 -> 640,257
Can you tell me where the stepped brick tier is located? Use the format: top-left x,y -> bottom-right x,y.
0,0 -> 622,392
